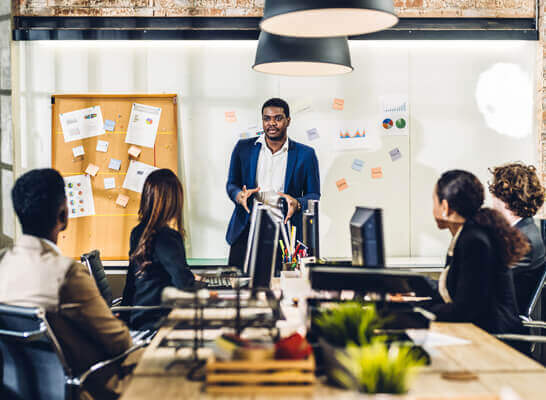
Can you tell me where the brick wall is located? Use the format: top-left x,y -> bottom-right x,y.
13,0 -> 535,17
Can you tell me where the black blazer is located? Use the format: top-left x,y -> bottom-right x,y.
121,223 -> 195,330
428,221 -> 523,334
513,217 -> 546,315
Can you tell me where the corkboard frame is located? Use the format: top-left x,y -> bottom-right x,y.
51,94 -> 178,260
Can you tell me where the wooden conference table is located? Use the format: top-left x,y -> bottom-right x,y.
121,317 -> 546,400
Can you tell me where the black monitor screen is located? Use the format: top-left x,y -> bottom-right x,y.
350,207 -> 385,268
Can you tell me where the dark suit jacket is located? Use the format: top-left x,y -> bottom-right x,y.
225,137 -> 320,245
513,217 -> 546,315
428,221 -> 523,334
121,224 -> 195,330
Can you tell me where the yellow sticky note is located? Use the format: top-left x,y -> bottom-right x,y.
336,178 -> 348,192
225,111 -> 237,123
371,167 -> 383,179
128,145 -> 141,158
116,194 -> 129,208
333,98 -> 345,111
85,164 -> 99,177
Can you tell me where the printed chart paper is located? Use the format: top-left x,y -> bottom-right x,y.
122,160 -> 158,193
64,175 -> 95,218
380,95 -> 409,136
60,106 -> 105,143
125,103 -> 162,148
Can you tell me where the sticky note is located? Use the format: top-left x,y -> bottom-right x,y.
72,145 -> 84,158
104,119 -> 116,132
96,140 -> 109,153
389,147 -> 402,161
333,98 -> 345,111
85,164 -> 99,177
371,167 -> 383,179
115,194 -> 129,207
108,158 -> 122,171
294,98 -> 312,114
306,128 -> 320,141
352,159 -> 364,172
225,111 -> 237,123
128,145 -> 142,158
336,178 -> 348,192
104,177 -> 116,190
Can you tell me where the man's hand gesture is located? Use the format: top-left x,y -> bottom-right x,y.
236,185 -> 260,213
278,192 -> 301,224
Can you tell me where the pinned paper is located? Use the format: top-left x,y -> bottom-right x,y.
128,145 -> 142,158
389,147 -> 402,161
333,98 -> 345,111
352,159 -> 364,172
108,158 -> 122,171
225,111 -> 237,123
72,145 -> 85,158
123,160 -> 158,193
294,98 -> 313,114
240,125 -> 264,139
306,128 -> 320,141
104,119 -> 116,132
96,140 -> 109,153
60,106 -> 105,143
125,103 -> 162,148
85,164 -> 99,177
115,194 -> 129,208
64,175 -> 95,218
336,178 -> 349,192
371,167 -> 383,179
104,177 -> 116,190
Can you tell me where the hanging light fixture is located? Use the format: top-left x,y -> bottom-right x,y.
260,0 -> 399,38
253,32 -> 353,76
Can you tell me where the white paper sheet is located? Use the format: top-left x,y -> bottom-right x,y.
380,95 -> 409,136
60,106 -> 105,143
406,330 -> 471,348
125,103 -> 162,148
122,160 -> 158,193
64,175 -> 95,218
96,140 -> 109,153
103,177 -> 116,190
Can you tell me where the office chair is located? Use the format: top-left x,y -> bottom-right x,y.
0,303 -> 149,400
81,250 -> 120,307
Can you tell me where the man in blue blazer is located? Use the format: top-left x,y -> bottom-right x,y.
226,98 -> 321,270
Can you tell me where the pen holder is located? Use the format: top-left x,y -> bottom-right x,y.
283,261 -> 298,271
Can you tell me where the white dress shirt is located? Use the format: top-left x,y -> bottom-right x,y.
255,135 -> 289,207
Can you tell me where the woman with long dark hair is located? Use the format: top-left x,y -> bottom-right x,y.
428,170 -> 529,334
121,169 -> 195,330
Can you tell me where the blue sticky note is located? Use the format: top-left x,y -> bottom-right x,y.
104,119 -> 116,132
352,159 -> 364,172
306,128 -> 319,141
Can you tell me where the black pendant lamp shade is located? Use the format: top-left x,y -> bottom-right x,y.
253,32 -> 353,76
260,0 -> 399,38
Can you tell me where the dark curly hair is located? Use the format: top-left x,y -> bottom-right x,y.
436,170 -> 529,266
488,163 -> 545,218
262,98 -> 290,118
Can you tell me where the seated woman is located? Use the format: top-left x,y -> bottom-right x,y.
489,163 -> 546,315
121,169 -> 195,330
428,170 -> 529,334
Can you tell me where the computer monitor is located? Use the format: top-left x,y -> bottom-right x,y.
303,200 -> 320,258
350,207 -> 385,268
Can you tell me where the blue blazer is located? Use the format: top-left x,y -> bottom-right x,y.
226,137 -> 321,245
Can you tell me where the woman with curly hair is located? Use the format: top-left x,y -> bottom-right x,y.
489,163 -> 545,314
428,170 -> 529,333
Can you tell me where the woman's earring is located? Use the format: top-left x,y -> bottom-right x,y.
442,212 -> 447,218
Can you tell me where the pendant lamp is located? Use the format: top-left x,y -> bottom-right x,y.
260,0 -> 399,38
253,32 -> 353,76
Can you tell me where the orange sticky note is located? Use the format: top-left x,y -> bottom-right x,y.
225,111 -> 237,123
371,167 -> 383,179
116,194 -> 129,208
333,98 -> 345,111
336,178 -> 348,192
85,164 -> 99,177
128,145 -> 141,158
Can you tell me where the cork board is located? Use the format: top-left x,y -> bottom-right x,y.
51,94 -> 178,260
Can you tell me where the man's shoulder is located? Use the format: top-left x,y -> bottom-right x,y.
289,139 -> 316,156
235,137 -> 260,149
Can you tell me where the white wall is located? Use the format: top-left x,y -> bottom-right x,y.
11,40 -> 537,259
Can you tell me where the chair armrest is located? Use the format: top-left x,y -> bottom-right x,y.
495,333 -> 546,343
522,320 -> 546,329
111,305 -> 169,312
111,297 -> 123,307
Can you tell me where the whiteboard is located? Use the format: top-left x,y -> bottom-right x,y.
13,40 -> 537,259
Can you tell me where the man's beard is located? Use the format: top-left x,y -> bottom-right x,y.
266,130 -> 286,141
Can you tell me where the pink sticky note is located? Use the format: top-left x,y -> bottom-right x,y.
116,194 -> 129,208
85,163 -> 99,177
225,111 -> 237,123
128,145 -> 141,158
336,178 -> 349,192
371,167 -> 383,179
333,98 -> 345,111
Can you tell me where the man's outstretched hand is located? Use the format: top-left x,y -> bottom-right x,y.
236,185 -> 260,213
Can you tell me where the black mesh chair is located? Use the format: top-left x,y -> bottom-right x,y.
81,249 -> 120,307
0,304 -> 148,400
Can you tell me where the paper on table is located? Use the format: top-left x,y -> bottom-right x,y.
96,140 -> 109,153
60,106 -> 105,143
125,103 -> 162,148
64,175 -> 95,218
122,160 -> 158,193
406,330 -> 471,348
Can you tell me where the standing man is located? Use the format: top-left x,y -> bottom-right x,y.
226,98 -> 320,270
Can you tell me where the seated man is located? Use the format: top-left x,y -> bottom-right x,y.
489,163 -> 546,315
0,168 -> 138,400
